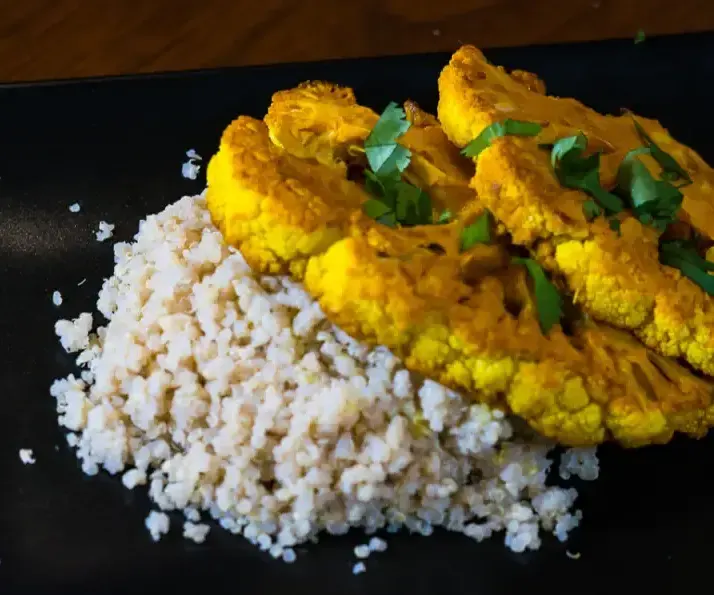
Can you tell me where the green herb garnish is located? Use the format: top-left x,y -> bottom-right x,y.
616,148 -> 683,231
583,199 -> 603,221
394,181 -> 432,226
512,257 -> 564,333
460,210 -> 492,251
437,209 -> 453,224
634,29 -> 646,44
462,120 -> 543,158
660,240 -> 714,294
364,102 -> 412,176
547,134 -> 624,216
632,119 -> 691,184
362,103 -> 433,226
609,217 -> 622,235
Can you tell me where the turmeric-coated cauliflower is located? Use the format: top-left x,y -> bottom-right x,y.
438,45 -> 714,377
205,83 -> 714,447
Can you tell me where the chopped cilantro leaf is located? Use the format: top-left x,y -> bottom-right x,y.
583,200 -> 603,221
460,211 -> 491,251
394,182 -> 432,226
437,209 -> 453,224
609,217 -> 622,235
617,148 -> 683,231
512,257 -> 563,333
364,102 -> 412,176
550,133 -> 587,170
362,103 -> 434,228
363,199 -> 392,221
632,119 -> 691,183
548,134 -> 624,214
462,120 -> 543,158
660,240 -> 714,295
635,29 -> 646,44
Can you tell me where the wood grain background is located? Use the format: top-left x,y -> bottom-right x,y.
1,0 -> 712,82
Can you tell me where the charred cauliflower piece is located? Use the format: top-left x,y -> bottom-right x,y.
205,84 -> 714,446
438,45 -> 714,377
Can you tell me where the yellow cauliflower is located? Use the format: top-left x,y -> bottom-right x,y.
205,83 -> 714,447
438,45 -> 714,376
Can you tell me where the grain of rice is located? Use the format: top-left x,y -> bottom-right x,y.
183,521 -> 210,543
368,537 -> 387,552
51,193 -> 598,558
353,562 -> 366,575
52,291 -> 63,306
95,221 -> 115,242
19,449 -> 36,465
182,150 -> 203,180
559,447 -> 600,481
145,511 -> 170,541
69,203 -> 81,213
282,548 -> 297,563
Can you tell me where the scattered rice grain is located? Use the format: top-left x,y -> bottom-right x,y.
368,537 -> 388,552
19,449 -> 36,465
183,521 -> 211,544
145,511 -> 170,541
95,221 -> 114,242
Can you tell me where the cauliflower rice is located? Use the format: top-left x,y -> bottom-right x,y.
51,192 -> 598,560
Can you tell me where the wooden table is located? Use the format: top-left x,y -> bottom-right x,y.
1,0 -> 712,82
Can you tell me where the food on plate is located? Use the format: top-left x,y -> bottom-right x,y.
50,45 -> 713,562
206,81 -> 714,447
438,45 -> 714,379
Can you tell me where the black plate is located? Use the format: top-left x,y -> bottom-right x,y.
2,32 -> 714,595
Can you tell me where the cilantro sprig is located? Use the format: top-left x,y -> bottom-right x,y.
361,103 -> 432,227
512,257 -> 564,334
462,120 -> 543,158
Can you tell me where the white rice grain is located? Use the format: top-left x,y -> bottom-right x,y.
368,537 -> 388,552
96,221 -> 115,242
145,511 -> 170,541
559,447 -> 600,481
182,150 -> 203,180
19,448 -> 36,465
52,291 -> 63,306
183,521 -> 211,544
